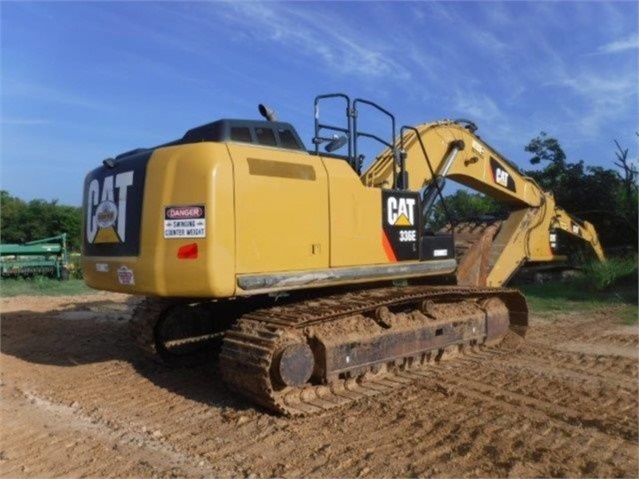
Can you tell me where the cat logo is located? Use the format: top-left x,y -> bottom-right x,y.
387,196 -> 416,226
86,171 -> 134,244
489,157 -> 516,193
495,167 -> 510,188
571,222 -> 581,236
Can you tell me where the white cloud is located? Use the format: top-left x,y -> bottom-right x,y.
452,90 -> 502,122
547,70 -> 638,136
214,2 -> 412,80
554,74 -> 636,97
423,2 -> 511,56
595,33 -> 639,54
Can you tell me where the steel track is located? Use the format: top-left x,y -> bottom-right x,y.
219,285 -> 527,415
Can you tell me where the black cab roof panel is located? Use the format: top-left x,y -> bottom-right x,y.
182,119 -> 307,151
114,119 -> 308,161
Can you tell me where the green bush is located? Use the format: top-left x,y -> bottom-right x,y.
519,255 -> 637,324
582,256 -> 637,290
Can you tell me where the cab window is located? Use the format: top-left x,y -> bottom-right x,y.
278,128 -> 302,150
231,127 -> 252,143
255,127 -> 277,146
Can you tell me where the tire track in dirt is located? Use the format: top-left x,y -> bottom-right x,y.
446,354 -> 638,440
432,366 -> 637,441
362,339 -> 639,477
511,340 -> 638,378
309,391 -> 479,477
411,373 -> 637,478
491,352 -> 637,390
527,315 -> 638,348
43,370 -> 242,475
0,385 -> 213,478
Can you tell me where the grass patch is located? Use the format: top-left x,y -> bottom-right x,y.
0,277 -> 94,297
520,281 -> 638,324
519,255 -> 638,324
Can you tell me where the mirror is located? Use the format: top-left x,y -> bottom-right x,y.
324,134 -> 348,153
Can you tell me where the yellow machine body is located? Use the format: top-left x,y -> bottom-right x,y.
82,140 -> 456,298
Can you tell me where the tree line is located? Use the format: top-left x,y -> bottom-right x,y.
525,133 -> 637,251
1,134 -> 637,255
0,191 -> 83,251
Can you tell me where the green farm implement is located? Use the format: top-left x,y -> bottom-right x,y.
0,234 -> 70,280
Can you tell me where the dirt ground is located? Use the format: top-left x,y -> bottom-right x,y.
1,292 -> 637,479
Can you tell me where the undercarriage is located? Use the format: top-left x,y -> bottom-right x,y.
130,285 -> 527,415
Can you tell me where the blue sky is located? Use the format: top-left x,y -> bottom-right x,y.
2,0 -> 638,206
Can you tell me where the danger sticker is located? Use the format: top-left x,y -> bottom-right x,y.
164,205 -> 206,239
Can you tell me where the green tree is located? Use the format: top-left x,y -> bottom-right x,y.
525,131 -> 566,169
54,205 -> 83,251
524,134 -> 638,250
429,189 -> 507,229
613,138 -> 639,247
0,191 -> 82,251
0,191 -> 28,243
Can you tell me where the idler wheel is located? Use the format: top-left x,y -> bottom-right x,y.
273,342 -> 315,387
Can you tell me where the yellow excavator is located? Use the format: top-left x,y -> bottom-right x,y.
82,93 -> 604,415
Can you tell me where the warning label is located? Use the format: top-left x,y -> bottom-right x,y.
164,205 -> 206,239
117,265 -> 135,285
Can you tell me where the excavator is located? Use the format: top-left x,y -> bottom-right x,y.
82,93 -> 604,415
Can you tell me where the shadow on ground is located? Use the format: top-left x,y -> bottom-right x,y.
0,300 -> 254,413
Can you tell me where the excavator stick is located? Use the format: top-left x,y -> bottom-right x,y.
552,207 -> 606,262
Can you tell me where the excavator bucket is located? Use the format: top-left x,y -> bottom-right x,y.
442,221 -> 502,287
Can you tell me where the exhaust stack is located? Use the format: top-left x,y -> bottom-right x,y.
258,104 -> 277,122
